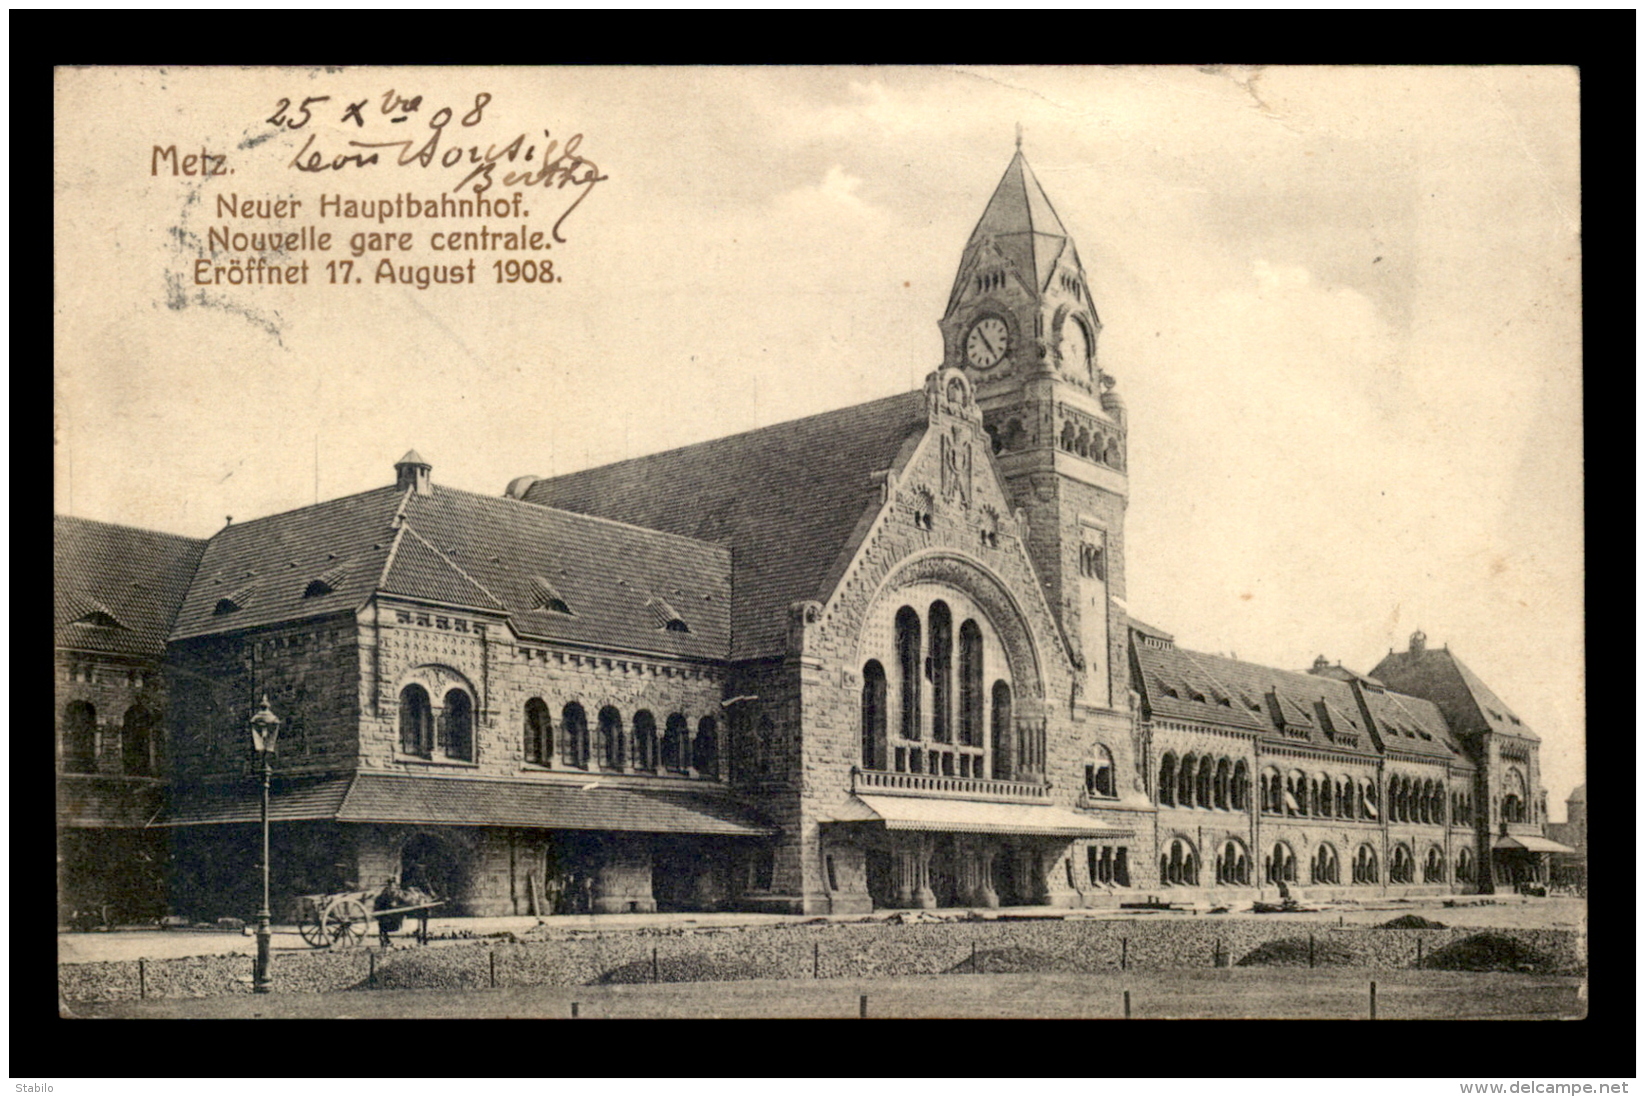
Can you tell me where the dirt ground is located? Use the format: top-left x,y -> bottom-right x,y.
56,895 -> 1586,966
67,968 -> 1585,1020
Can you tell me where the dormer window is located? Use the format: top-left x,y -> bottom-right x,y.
646,596 -> 689,634
214,586 -> 254,615
529,576 -> 573,616
72,610 -> 127,630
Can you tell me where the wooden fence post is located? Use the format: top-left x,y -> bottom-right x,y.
860,994 -> 868,1019
138,958 -> 146,1000
1369,980 -> 1377,1020
1124,990 -> 1131,1019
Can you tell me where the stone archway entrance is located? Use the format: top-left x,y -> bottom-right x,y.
398,832 -> 470,906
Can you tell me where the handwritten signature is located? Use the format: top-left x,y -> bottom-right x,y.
276,93 -> 607,243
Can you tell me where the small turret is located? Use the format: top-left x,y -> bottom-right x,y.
395,450 -> 432,496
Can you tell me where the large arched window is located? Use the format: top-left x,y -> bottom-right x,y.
562,702 -> 590,769
1312,843 -> 1340,885
1215,839 -> 1251,885
1160,837 -> 1199,886
62,701 -> 97,773
1213,758 -> 1232,810
1314,773 -> 1332,817
1158,753 -> 1177,808
1178,753 -> 1196,808
861,660 -> 887,769
693,716 -> 719,777
929,602 -> 953,744
1502,769 -> 1527,824
1389,844 -> 1415,884
1456,847 -> 1475,883
958,620 -> 984,748
598,706 -> 624,769
1353,844 -> 1379,885
1285,770 -> 1306,816
1266,841 -> 1297,884
1197,758 -> 1213,808
123,704 -> 156,776
524,698 -> 552,766
632,710 -> 658,772
441,689 -> 474,761
1232,760 -> 1249,811
399,685 -> 433,757
1086,744 -> 1116,798
895,607 -> 922,742
990,680 -> 1012,779
1362,778 -> 1380,820
1423,846 -> 1445,883
1258,767 -> 1278,813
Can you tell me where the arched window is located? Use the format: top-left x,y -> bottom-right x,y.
861,660 -> 888,769
1362,778 -> 1380,820
1353,844 -> 1379,885
1337,776 -> 1355,819
1178,753 -> 1196,808
598,706 -> 623,769
1390,844 -> 1414,884
1502,769 -> 1527,824
122,704 -> 156,776
1418,780 -> 1433,824
1286,770 -> 1306,816
1086,744 -> 1116,798
632,710 -> 658,772
990,681 -> 1012,779
1158,753 -> 1177,808
62,700 -> 97,773
1215,839 -> 1250,885
958,620 -> 984,748
1161,837 -> 1199,886
661,713 -> 689,773
1213,758 -> 1231,809
1424,846 -> 1445,883
693,716 -> 718,777
1196,758 -> 1212,808
1312,843 -> 1340,885
1456,847 -> 1475,883
562,702 -> 590,769
895,607 -> 922,742
524,698 -> 552,766
1315,773 -> 1332,817
1266,841 -> 1296,884
441,689 -> 474,761
929,601 -> 953,744
399,685 -> 432,757
1232,760 -> 1249,811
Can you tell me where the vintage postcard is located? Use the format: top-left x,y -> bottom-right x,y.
55,65 -> 1583,1023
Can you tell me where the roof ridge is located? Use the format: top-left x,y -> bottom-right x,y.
393,522 -> 507,609
372,522 -> 409,598
527,390 -> 926,490
55,513 -> 208,546
435,483 -> 730,555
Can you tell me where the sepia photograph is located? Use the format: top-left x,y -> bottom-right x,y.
53,65 -> 1584,1028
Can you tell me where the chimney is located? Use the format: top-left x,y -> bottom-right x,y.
1409,629 -> 1426,656
395,450 -> 432,496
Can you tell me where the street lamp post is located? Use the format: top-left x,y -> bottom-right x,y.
249,696 -> 281,994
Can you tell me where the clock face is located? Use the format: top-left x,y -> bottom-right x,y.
966,317 -> 1010,370
1060,317 -> 1091,372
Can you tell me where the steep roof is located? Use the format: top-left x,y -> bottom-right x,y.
170,483 -> 731,660
1370,644 -> 1537,743
55,515 -> 207,657
520,391 -> 929,660
947,151 -> 1082,312
1132,638 -> 1467,764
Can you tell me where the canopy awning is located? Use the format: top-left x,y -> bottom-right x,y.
825,795 -> 1131,838
151,773 -> 776,838
1492,834 -> 1576,854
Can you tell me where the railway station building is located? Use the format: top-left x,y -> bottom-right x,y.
56,151 -> 1569,920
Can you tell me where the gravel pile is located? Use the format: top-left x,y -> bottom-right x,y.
1236,937 -> 1354,968
1418,933 -> 1556,974
945,946 -> 1064,975
594,954 -> 767,985
1378,915 -> 1448,930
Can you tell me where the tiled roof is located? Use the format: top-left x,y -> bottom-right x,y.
947,151 -> 1078,311
1370,645 -> 1538,743
169,482 -> 731,659
172,486 -> 404,640
153,773 -> 775,837
399,486 -> 729,659
520,391 -> 929,660
55,516 -> 207,657
57,776 -> 165,828
336,774 -> 775,836
151,774 -> 355,826
1132,640 -> 1466,762
841,795 -> 1129,838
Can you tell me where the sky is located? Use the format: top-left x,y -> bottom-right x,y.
54,66 -> 1583,813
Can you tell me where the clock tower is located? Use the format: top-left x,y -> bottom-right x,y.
939,148 -> 1130,717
